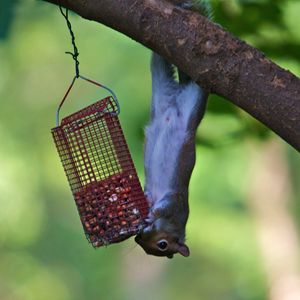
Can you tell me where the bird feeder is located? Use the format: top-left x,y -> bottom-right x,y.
51,76 -> 149,247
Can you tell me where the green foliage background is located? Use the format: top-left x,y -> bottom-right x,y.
0,0 -> 299,299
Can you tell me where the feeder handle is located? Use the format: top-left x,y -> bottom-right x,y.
56,75 -> 121,126
79,75 -> 121,116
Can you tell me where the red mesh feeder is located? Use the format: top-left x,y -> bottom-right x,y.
51,75 -> 149,247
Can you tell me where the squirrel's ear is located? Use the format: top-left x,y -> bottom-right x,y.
177,243 -> 190,257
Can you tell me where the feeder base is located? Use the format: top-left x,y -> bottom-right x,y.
75,172 -> 146,247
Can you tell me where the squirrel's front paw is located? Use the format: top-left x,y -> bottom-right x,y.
144,190 -> 154,205
145,209 -> 156,224
152,199 -> 172,218
142,222 -> 154,234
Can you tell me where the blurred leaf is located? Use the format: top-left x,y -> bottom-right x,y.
206,94 -> 238,115
0,0 -> 17,39
214,0 -> 285,36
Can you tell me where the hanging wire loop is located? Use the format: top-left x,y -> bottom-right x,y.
59,6 -> 80,78
56,6 -> 120,126
56,75 -> 121,126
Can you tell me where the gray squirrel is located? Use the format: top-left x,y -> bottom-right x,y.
135,0 -> 211,258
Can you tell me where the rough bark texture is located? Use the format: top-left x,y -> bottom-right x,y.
45,0 -> 300,151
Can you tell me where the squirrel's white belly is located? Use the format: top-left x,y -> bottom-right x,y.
148,107 -> 186,202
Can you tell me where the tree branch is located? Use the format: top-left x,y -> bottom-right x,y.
45,0 -> 300,152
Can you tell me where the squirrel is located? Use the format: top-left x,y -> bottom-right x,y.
135,0 -> 211,258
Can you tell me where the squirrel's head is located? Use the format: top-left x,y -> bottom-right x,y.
135,224 -> 190,258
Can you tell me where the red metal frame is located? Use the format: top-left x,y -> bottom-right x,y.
52,96 -> 148,247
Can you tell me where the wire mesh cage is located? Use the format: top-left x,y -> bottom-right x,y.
52,78 -> 148,247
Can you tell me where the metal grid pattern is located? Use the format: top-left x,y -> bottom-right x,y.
52,97 -> 148,247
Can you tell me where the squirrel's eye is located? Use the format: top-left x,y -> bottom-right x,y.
157,239 -> 168,251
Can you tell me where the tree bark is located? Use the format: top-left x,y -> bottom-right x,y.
44,0 -> 300,152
